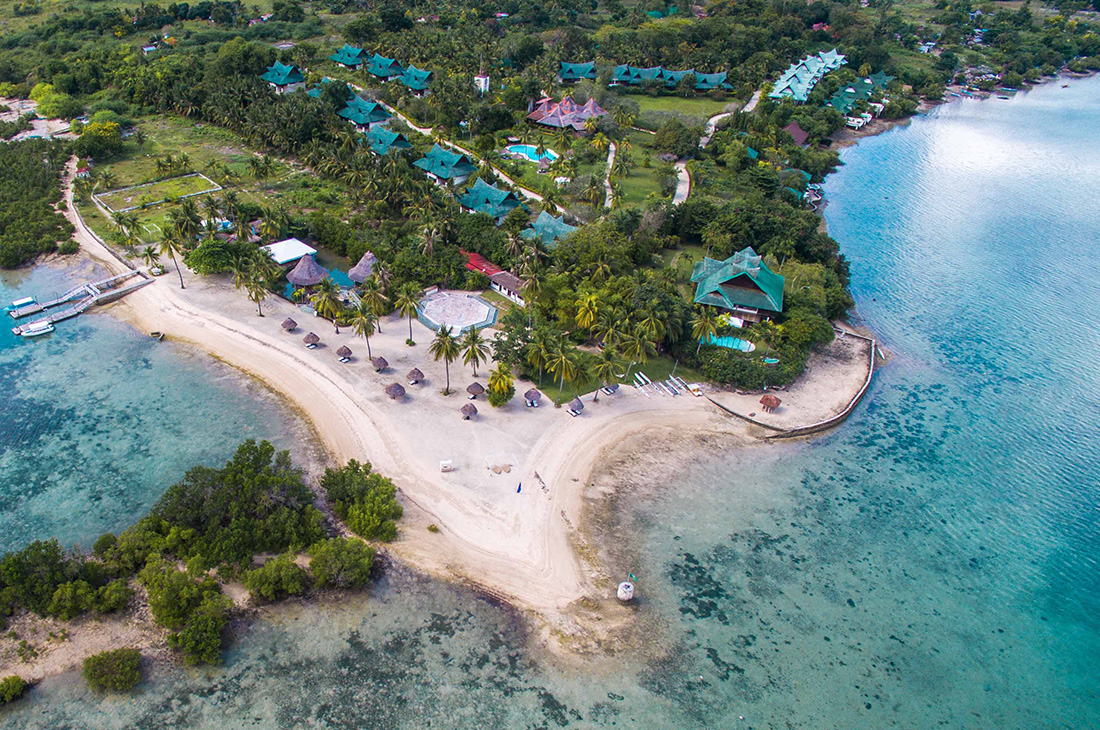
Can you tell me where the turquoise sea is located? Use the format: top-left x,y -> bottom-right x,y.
0,266 -> 316,554
4,76 -> 1100,728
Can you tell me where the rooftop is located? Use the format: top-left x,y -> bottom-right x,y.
262,238 -> 316,265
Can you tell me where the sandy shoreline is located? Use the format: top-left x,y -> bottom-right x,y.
0,158 -> 876,682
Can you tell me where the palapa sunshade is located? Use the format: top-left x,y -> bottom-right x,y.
303,332 -> 320,345
569,396 -> 584,412
524,388 -> 542,402
385,382 -> 405,399
336,345 -> 352,358
286,255 -> 328,287
348,251 -> 377,283
759,394 -> 781,410
407,368 -> 424,382
461,403 -> 478,418
466,382 -> 485,396
281,317 -> 298,331
372,356 -> 388,371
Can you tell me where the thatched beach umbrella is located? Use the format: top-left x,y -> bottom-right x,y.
303,332 -> 320,346
336,345 -> 352,358
569,396 -> 584,412
461,403 -> 478,420
385,383 -> 406,400
287,255 -> 328,287
466,382 -> 485,399
281,317 -> 298,332
524,388 -> 542,403
372,356 -> 388,372
407,368 -> 424,384
759,394 -> 781,413
348,251 -> 377,284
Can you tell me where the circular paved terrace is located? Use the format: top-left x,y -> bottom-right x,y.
418,291 -> 498,333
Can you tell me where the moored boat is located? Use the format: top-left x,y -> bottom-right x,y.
19,320 -> 54,338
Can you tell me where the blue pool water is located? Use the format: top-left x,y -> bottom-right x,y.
704,333 -> 755,352
5,77 -> 1100,728
505,143 -> 558,163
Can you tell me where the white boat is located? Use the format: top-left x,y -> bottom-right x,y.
20,321 -> 54,338
10,296 -> 36,309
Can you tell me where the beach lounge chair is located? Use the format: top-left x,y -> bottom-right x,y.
567,409 -> 579,417
306,342 -> 318,350
338,356 -> 350,363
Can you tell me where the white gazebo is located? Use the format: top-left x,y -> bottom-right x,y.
262,238 -> 317,266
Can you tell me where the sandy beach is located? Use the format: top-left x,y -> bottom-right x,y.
49,157 -> 875,644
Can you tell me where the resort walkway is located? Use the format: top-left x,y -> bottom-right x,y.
367,93 -> 566,215
603,141 -> 616,209
671,162 -> 691,205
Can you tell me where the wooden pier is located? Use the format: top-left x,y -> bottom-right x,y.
10,271 -> 153,335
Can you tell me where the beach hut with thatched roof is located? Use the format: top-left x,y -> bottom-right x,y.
568,396 -> 584,413
281,317 -> 298,332
407,368 -> 424,385
372,356 -> 388,372
385,383 -> 406,400
287,255 -> 328,288
303,332 -> 320,348
461,403 -> 478,420
524,388 -> 542,403
466,382 -> 485,399
348,251 -> 377,283
759,394 -> 781,413
336,345 -> 352,362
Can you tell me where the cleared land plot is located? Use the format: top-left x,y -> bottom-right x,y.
632,95 -> 738,118
96,173 -> 221,212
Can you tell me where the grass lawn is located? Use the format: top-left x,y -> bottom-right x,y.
479,288 -> 518,319
633,95 -> 739,119
96,173 -> 221,212
613,130 -> 666,205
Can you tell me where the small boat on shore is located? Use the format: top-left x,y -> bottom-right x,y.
149,331 -> 165,341
19,321 -> 54,338
9,296 -> 36,310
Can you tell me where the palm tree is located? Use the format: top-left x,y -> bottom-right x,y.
620,324 -> 657,378
310,278 -> 343,332
751,320 -> 779,358
460,327 -> 489,376
526,329 -> 553,388
394,283 -> 420,344
429,325 -> 460,395
575,293 -> 598,332
590,347 -> 624,403
690,306 -> 719,355
359,277 -> 389,333
141,246 -> 160,272
487,363 -> 513,402
592,309 -> 621,348
351,300 -> 377,359
245,268 -> 269,316
159,233 -> 187,289
548,340 -> 578,405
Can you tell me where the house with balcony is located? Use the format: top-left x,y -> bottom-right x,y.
691,247 -> 784,323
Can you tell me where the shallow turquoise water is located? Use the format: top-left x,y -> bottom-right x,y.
5,77 -> 1100,728
0,266 -> 314,553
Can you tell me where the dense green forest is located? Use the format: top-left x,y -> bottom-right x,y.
0,140 -> 74,267
0,0 -> 1096,386
0,441 -> 400,668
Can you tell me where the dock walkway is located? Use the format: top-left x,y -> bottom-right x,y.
10,271 -> 152,335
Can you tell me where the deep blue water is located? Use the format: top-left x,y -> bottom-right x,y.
0,265 -> 314,553
4,77 -> 1099,728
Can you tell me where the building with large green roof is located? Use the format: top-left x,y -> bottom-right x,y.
694,71 -> 733,91
558,61 -> 597,83
366,53 -> 404,79
329,44 -> 366,68
400,65 -> 432,94
457,178 -> 524,223
521,211 -> 577,249
261,61 -> 305,93
413,144 -> 478,184
769,49 -> 846,103
337,95 -> 392,130
691,247 -> 785,321
364,126 -> 411,156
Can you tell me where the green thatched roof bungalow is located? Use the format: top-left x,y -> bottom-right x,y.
366,53 -> 404,79
457,178 -> 524,223
329,44 -> 366,68
400,65 -> 432,94
558,61 -> 597,83
365,125 -> 411,156
691,247 -> 784,323
413,144 -> 478,184
338,95 -> 392,130
521,211 -> 576,249
261,61 -> 304,93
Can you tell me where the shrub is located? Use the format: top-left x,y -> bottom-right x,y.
93,580 -> 134,613
321,461 -> 403,542
0,675 -> 28,704
46,580 -> 95,620
0,539 -> 80,615
138,557 -> 220,631
57,239 -> 79,255
82,649 -> 141,692
308,538 -> 374,589
487,383 -> 514,407
92,534 -> 117,558
244,554 -> 308,602
168,593 -> 232,665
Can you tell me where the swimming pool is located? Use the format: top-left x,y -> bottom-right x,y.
704,334 -> 756,352
505,144 -> 558,163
